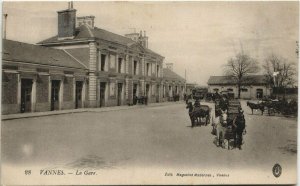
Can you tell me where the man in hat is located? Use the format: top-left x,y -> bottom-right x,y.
219,94 -> 229,111
233,107 -> 246,150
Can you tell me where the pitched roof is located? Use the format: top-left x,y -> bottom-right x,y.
3,39 -> 87,69
38,24 -> 163,57
163,68 -> 186,83
207,75 -> 267,85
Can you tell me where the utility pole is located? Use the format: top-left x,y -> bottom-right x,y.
3,14 -> 8,39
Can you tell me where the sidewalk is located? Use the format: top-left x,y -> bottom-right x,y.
1,101 -> 184,121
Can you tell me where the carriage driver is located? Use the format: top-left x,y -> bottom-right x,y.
233,107 -> 246,150
219,95 -> 229,111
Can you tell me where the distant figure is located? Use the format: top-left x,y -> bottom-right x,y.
233,108 -> 246,150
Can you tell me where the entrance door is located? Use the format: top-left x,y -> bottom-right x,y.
256,89 -> 263,99
20,79 -> 33,113
117,83 -> 122,106
133,84 -> 138,105
156,85 -> 160,102
75,81 -> 83,109
100,82 -> 106,107
51,80 -> 60,111
146,84 -> 150,98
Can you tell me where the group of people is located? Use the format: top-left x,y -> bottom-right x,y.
213,95 -> 246,150
186,93 -> 246,150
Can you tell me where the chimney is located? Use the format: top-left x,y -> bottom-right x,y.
166,63 -> 173,71
3,14 -> 7,39
68,1 -> 73,9
57,2 -> 76,40
76,16 -> 95,29
143,30 -> 148,48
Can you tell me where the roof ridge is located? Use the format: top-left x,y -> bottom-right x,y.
93,26 -> 132,40
83,24 -> 94,38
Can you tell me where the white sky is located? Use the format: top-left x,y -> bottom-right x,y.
2,1 -> 299,85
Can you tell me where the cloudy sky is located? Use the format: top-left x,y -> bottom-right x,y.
3,1 -> 299,85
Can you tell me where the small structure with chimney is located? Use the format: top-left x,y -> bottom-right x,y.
125,30 -> 148,48
77,16 -> 95,28
165,63 -> 173,71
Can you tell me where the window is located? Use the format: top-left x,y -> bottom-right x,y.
118,58 -> 122,73
227,88 -> 233,91
213,88 -> 219,93
134,60 -> 137,75
100,54 -> 106,71
146,63 -> 150,76
156,65 -> 159,77
241,88 -> 248,92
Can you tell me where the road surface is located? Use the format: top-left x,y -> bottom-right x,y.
1,101 -> 297,184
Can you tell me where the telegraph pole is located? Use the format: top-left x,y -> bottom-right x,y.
3,14 -> 8,39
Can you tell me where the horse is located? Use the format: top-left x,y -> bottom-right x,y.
193,105 -> 210,125
215,110 -> 228,147
186,102 -> 210,127
246,101 -> 264,115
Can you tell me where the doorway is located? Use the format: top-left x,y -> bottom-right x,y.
20,79 -> 33,113
133,83 -> 138,105
146,84 -> 150,98
100,82 -> 106,107
51,80 -> 60,111
256,89 -> 263,99
75,81 -> 83,109
156,85 -> 160,102
117,83 -> 123,106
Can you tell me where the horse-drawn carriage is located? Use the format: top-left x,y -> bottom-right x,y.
214,100 -> 245,150
186,92 -> 211,127
247,98 -> 298,116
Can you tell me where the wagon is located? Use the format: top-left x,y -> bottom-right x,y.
222,100 -> 242,150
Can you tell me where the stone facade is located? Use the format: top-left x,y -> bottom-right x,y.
2,5 -> 187,115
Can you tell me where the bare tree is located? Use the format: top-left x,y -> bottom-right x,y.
224,52 -> 260,98
263,54 -> 296,88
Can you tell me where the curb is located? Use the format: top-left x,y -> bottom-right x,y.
1,101 -> 184,121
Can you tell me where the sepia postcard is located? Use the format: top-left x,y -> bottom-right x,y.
1,1 -> 298,185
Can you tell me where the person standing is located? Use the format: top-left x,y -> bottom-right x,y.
233,108 -> 246,150
219,95 -> 229,111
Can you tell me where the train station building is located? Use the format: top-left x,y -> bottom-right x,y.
207,75 -> 271,99
2,5 -> 186,115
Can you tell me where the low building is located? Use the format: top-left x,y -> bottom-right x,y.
162,67 -> 186,101
207,75 -> 271,99
2,39 -> 87,114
